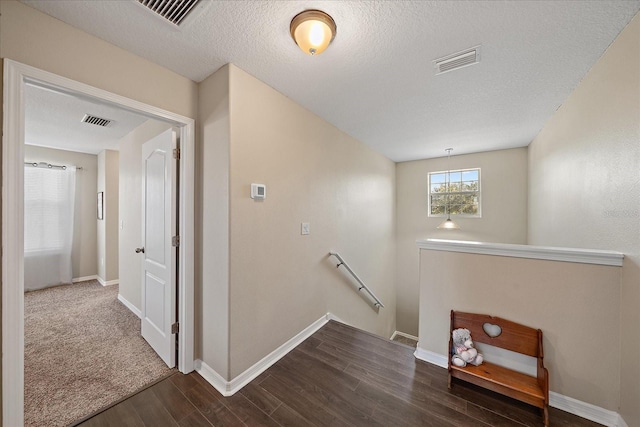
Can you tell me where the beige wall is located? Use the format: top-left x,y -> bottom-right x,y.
227,65 -> 396,378
118,120 -> 173,310
198,65 -> 231,379
24,145 -> 98,280
0,3 -> 196,409
105,151 -> 119,282
0,1 -> 197,119
197,64 -> 396,380
97,150 -> 119,283
528,13 -> 640,425
396,148 -> 528,335
418,250 -> 621,410
0,58 -> 3,423
97,152 -> 106,281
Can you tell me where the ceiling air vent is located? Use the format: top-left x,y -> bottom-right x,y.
434,46 -> 481,75
137,0 -> 201,27
81,114 -> 112,127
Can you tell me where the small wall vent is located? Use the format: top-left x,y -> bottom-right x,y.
137,0 -> 201,27
81,114 -> 112,127
434,46 -> 481,75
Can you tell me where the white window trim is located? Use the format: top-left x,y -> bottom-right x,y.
428,167 -> 482,218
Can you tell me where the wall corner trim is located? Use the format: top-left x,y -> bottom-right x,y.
617,413 -> 630,427
194,360 -> 229,395
414,349 -> 624,426
391,331 -> 419,341
97,277 -> 119,286
414,346 -> 448,368
117,294 -> 142,319
416,239 -> 624,266
196,313 -> 334,396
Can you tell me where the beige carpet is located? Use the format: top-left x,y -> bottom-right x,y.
25,280 -> 173,427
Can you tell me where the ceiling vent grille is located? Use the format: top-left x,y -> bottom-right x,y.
137,0 -> 200,26
82,114 -> 112,127
434,46 -> 481,75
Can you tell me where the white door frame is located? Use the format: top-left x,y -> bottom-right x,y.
2,59 -> 195,427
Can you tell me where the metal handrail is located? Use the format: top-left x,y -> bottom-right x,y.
329,252 -> 384,308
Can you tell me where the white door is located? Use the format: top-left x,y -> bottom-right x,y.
140,129 -> 177,367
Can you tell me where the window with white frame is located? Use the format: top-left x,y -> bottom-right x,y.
428,168 -> 481,216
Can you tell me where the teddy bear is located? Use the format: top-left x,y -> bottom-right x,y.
451,328 -> 483,367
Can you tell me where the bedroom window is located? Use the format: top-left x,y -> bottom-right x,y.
428,168 -> 481,217
24,165 -> 76,253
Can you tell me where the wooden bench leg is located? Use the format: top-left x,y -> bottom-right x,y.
543,405 -> 549,426
448,374 -> 452,390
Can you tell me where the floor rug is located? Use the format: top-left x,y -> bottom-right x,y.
24,280 -> 173,427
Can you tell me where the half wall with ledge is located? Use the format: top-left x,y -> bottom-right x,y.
415,238 -> 624,427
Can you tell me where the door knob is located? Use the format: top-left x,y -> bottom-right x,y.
135,247 -> 145,254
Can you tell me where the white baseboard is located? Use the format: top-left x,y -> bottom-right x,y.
549,392 -> 621,427
195,360 -> 229,395
414,346 -> 448,368
617,414 -> 629,427
72,275 -> 98,283
414,348 -> 624,426
390,330 -> 419,341
117,294 -> 141,318
196,313 -> 333,397
97,277 -> 119,286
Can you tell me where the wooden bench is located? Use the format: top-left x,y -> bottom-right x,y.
448,310 -> 549,426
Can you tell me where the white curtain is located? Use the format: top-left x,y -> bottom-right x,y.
24,165 -> 77,291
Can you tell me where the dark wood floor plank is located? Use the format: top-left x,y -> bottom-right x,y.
128,387 -> 180,426
273,349 -> 384,417
301,334 -> 324,349
239,381 -> 282,415
295,335 -> 351,371
222,393 -> 282,427
177,410 -> 214,427
259,372 -> 345,426
320,321 -> 417,363
359,378 -> 492,427
151,378 -> 198,422
79,321 -> 603,427
270,403 -> 318,427
315,329 -> 447,386
314,336 -> 443,390
276,346 -> 361,392
344,361 -> 467,413
170,371 -> 203,393
267,362 -> 383,426
79,399 -> 145,427
180,380 -> 245,427
252,370 -> 273,385
354,379 -> 458,427
448,379 -> 543,426
463,402 -> 529,427
319,322 -> 447,383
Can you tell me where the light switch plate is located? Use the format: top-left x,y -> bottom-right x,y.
301,222 -> 310,235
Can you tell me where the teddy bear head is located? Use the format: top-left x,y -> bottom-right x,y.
452,328 -> 472,346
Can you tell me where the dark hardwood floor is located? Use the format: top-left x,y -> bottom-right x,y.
77,321 -> 603,426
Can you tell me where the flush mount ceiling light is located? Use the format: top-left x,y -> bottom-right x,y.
290,10 -> 336,56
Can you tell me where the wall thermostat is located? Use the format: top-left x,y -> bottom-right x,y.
251,183 -> 266,200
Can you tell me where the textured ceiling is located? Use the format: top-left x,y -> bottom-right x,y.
22,1 -> 640,162
25,84 -> 148,155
